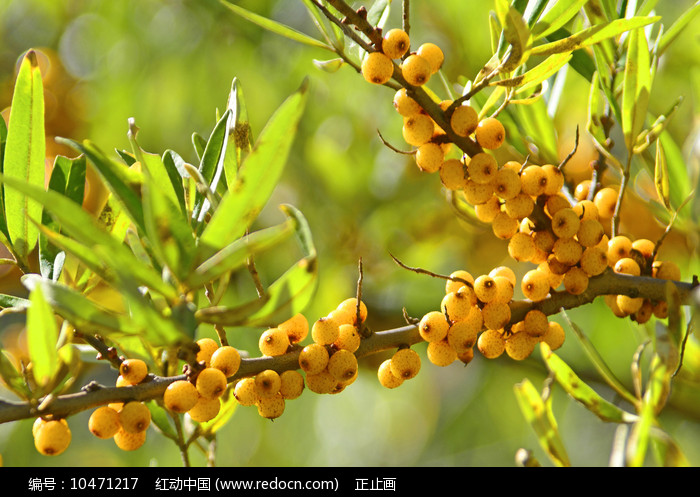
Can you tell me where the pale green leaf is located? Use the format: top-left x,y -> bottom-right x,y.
27,284 -> 59,388
654,140 -> 671,211
622,27 -> 652,153
531,0 -> 589,40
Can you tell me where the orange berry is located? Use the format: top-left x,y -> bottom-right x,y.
361,51 -> 394,84
382,28 -> 410,59
475,118 -> 506,149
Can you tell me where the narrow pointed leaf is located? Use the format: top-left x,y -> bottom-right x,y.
513,378 -> 570,467
500,7 -> 532,71
201,80 -> 308,250
654,140 -> 671,211
3,50 -> 45,265
27,284 -> 59,388
622,27 -> 651,153
532,0 -> 589,40
0,348 -> 31,398
658,1 -> 700,56
0,118 -> 9,240
494,52 -> 572,93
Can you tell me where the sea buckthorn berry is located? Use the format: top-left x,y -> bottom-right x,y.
390,347 -> 422,380
305,370 -> 337,394
196,367 -> 228,399
607,236 -> 633,266
427,340 -> 458,366
580,246 -> 608,277
312,316 -> 340,345
187,396 -> 221,423
491,211 -> 519,239
492,275 -> 515,304
259,327 -> 291,357
34,419 -> 71,456
542,321 -> 565,350
113,428 -> 146,451
327,349 -> 358,383
119,401 -> 151,434
533,230 -> 556,254
233,378 -> 258,406
573,200 -> 599,221
522,269 -> 550,301
482,301 -> 511,331
505,331 -> 537,360
546,253 -> 570,276
278,313 -> 309,344
492,167 -> 522,200
652,260 -> 681,281
255,369 -> 282,399
553,237 -> 582,266
210,346 -> 241,378
633,299 -> 654,324
542,164 -> 564,196
467,153 -> 497,184
257,393 -> 285,419
337,298 -> 368,324
477,329 -> 506,359
378,359 -> 404,388
416,142 -> 444,173
439,158 -> 468,190
504,192 -> 534,219
574,180 -> 592,201
401,54 -> 432,86
299,343 -> 330,375
458,347 -> 475,365
523,310 -> 548,338
631,238 -> 655,260
446,269 -> 475,294
475,117 -> 506,149
537,261 -> 564,290
89,407 -> 121,439
450,105 -> 479,136
196,338 -> 219,366
577,219 -> 605,247
416,43 -> 444,73
474,275 -> 498,303
441,290 -> 474,322
489,266 -> 517,287
520,165 -> 548,197
393,88 -> 422,117
447,320 -> 479,353
382,28 -> 410,59
551,208 -> 581,239
605,294 -> 628,317
119,359 -> 148,385
463,179 -> 494,204
508,232 -> 536,262
334,323 -> 361,353
545,194 -> 572,218
617,295 -> 644,315
327,308 -> 354,327
614,257 -> 641,276
419,311 -> 450,342
279,370 -> 305,400
402,114 -> 435,146
361,51 -> 394,84
474,195 -> 502,223
653,300 -> 668,319
594,187 -> 618,219
563,267 -> 589,295
164,380 -> 199,413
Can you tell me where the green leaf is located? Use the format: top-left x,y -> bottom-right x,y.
634,96 -> 682,153
541,343 -> 638,423
0,118 -> 9,240
27,284 -> 60,388
530,16 -> 659,56
201,80 -> 308,251
657,1 -> 700,56
500,7 -> 532,71
200,390 -> 238,435
531,0 -> 589,40
220,0 -> 331,51
513,378 -> 570,467
3,50 -> 45,266
622,27 -> 652,154
58,138 -> 146,233
192,132 -> 206,162
0,348 -> 31,398
148,401 -> 178,440
656,131 -> 691,211
0,293 -> 30,309
312,58 -> 345,73
162,149 -> 189,216
654,140 -> 671,211
494,52 -> 572,94
510,96 -> 560,163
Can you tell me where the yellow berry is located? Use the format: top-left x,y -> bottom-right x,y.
337,298 -> 369,325
521,269 -> 550,302
402,114 -> 435,146
118,401 -> 151,434
505,331 -> 537,360
278,313 -> 309,344
382,28 -> 411,59
477,329 -> 505,359
187,396 -> 221,423
164,380 -> 199,413
468,153 -> 498,184
362,51 -> 394,84
416,142 -> 444,173
463,179 -> 495,205
447,319 -> 479,353
607,236 -> 633,266
652,260 -> 681,281
305,370 -> 337,394
439,158 -> 469,190
233,377 -> 258,406
445,270 -> 475,294
419,311 -> 450,342
504,192 -> 535,219
482,301 -> 511,330
491,211 -> 519,240
378,359 -> 404,388
474,275 -> 498,303
88,406 -> 121,439
416,42 -> 444,73
334,323 -> 361,353
401,54 -> 432,86
393,88 -> 422,117
327,349 -> 358,383
299,343 -> 330,375
492,167 -> 522,200
312,316 -> 340,345
450,105 -> 479,136
210,345 -> 241,378
279,370 -> 305,400
577,218 -> 605,247
113,427 -> 146,451
119,359 -> 148,385
427,340 -> 458,366
257,393 -> 285,419
542,321 -> 566,350
196,367 -> 228,399
508,232 -> 536,262
551,208 -> 581,239
523,310 -> 548,338
34,419 -> 71,456
520,165 -> 548,197
552,237 -> 583,266
580,246 -> 608,277
475,117 -> 506,149
614,257 -> 641,276
441,290 -> 474,322
390,347 -> 421,380
259,327 -> 291,357
594,187 -> 618,219
196,338 -> 219,366
255,369 -> 281,399
563,267 -> 589,295
542,164 -> 564,196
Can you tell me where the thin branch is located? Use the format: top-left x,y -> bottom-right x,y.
558,125 -> 580,171
377,129 -> 416,154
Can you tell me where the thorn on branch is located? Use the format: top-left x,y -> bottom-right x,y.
389,253 -> 473,288
558,125 -> 580,171
377,129 -> 415,155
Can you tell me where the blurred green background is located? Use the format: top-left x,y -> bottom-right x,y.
0,0 -> 699,467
